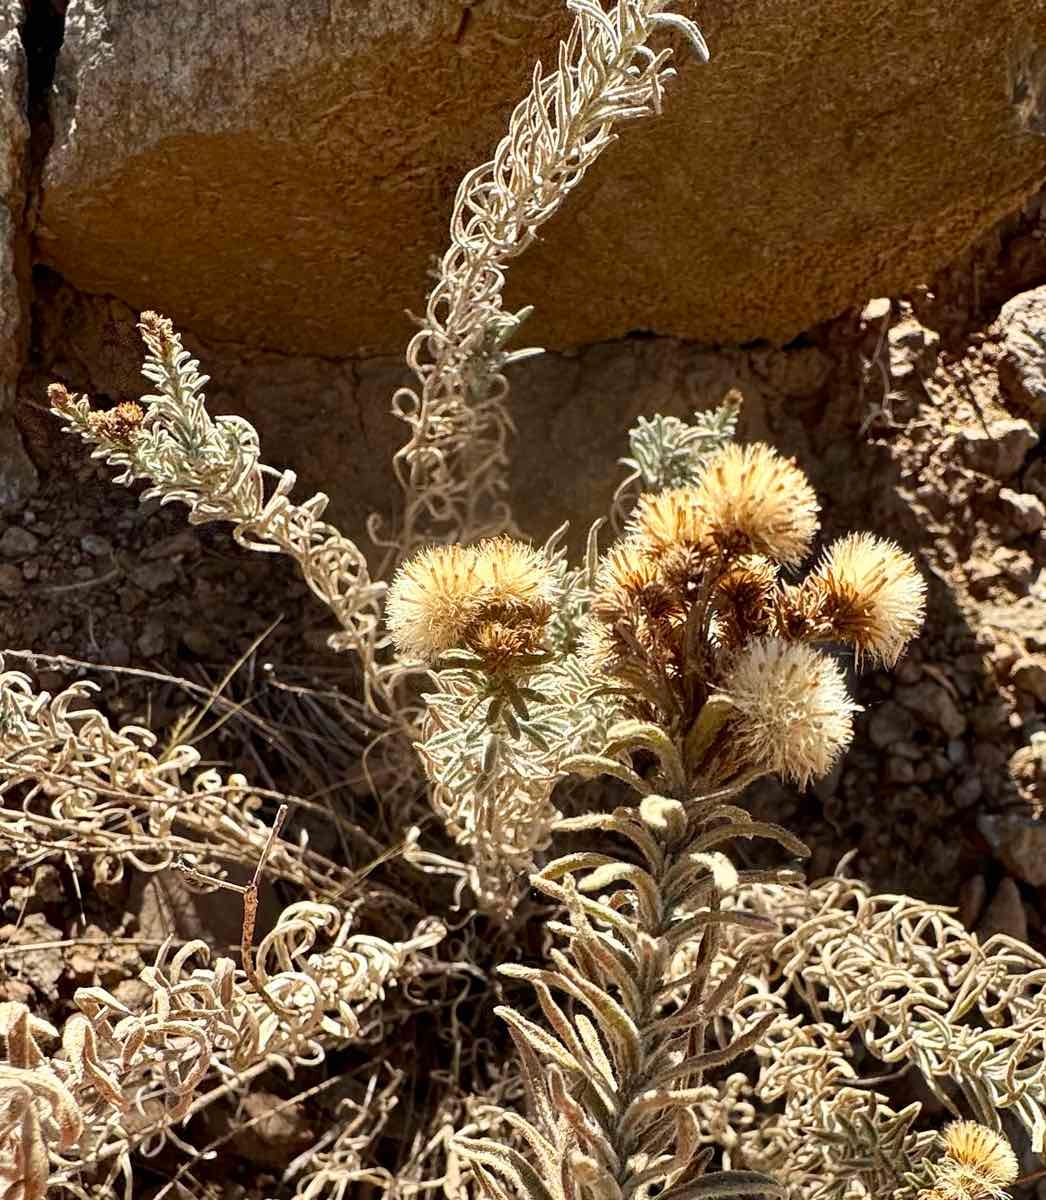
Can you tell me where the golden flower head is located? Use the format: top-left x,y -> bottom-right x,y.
627,487 -> 710,557
809,532 -> 926,666
386,543 -> 482,663
472,537 -> 554,609
936,1122 -> 1019,1199
387,538 -> 554,669
694,442 -> 820,566
715,638 -> 858,787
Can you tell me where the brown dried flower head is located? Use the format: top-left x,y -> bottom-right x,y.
714,638 -> 858,787
386,543 -> 483,663
592,539 -> 679,624
694,442 -> 820,566
86,401 -> 146,445
808,531 -> 926,666
712,555 -> 778,648
934,1122 -> 1020,1200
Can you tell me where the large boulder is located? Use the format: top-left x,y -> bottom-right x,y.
35,1 -> 1046,358
0,0 -> 35,510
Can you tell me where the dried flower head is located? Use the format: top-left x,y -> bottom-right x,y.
808,532 -> 926,666
592,539 -> 679,624
386,543 -> 482,662
86,401 -> 146,444
628,487 -> 709,557
712,555 -> 778,648
694,442 -> 820,566
935,1122 -> 1019,1199
472,537 -> 554,609
466,615 -> 549,674
715,638 -> 858,787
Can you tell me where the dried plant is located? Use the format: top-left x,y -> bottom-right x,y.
0,903 -> 441,1198
6,1 -> 1043,1197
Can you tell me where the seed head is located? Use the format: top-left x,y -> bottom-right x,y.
715,638 -> 858,787
592,539 -> 679,625
386,543 -> 482,663
713,555 -> 778,648
86,401 -> 145,444
628,487 -> 710,557
387,538 -> 555,669
694,442 -> 820,566
472,537 -> 555,609
808,532 -> 926,666
936,1122 -> 1019,1199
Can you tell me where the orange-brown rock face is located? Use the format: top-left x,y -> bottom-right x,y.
35,1 -> 1046,358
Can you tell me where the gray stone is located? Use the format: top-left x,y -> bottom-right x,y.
131,560 -> 178,594
895,681 -> 968,738
957,419 -> 1039,479
136,620 -> 166,657
34,0 -> 1046,360
976,877 -> 1028,943
997,285 -> 1046,417
978,813 -> 1046,887
0,3 -> 33,513
0,522 -> 37,556
866,702 -> 916,749
998,487 -> 1046,534
80,533 -> 113,557
953,775 -> 984,809
0,559 -> 20,594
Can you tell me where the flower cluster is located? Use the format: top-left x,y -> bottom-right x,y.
581,440 -> 926,788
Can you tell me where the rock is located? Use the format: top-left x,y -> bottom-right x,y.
0,560 -> 21,594
895,681 -> 967,738
35,2 -> 1046,359
861,298 -> 891,323
867,702 -> 916,748
80,533 -> 113,557
0,3 -> 34,513
954,772 -> 978,811
976,877 -> 1028,943
136,620 -> 166,657
957,418 -> 1039,479
1012,655 -> 1046,703
979,813 -> 1046,886
101,637 -> 131,668
885,756 -> 916,784
181,626 -> 214,657
0,913 -> 65,996
958,874 -> 987,930
131,560 -> 178,593
228,1092 -> 314,1168
997,285 -> 1046,417
0,413 -> 36,512
998,488 -> 1046,534
0,523 -> 37,557
887,315 -> 939,384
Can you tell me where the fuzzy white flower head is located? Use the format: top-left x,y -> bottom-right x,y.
812,532 -> 926,666
718,638 -> 859,787
386,544 -> 481,663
